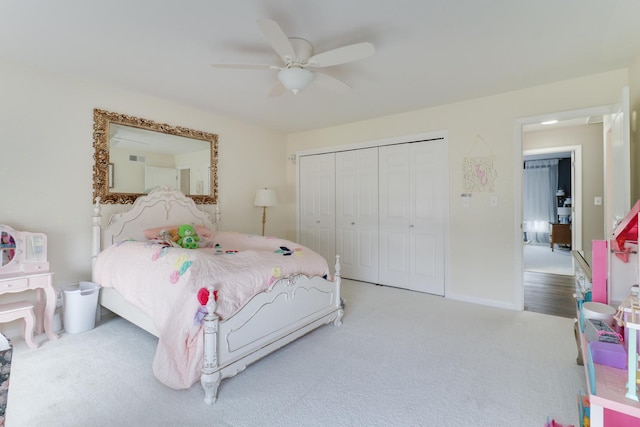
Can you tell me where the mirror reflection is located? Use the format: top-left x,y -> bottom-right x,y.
109,124 -> 211,195
0,231 -> 16,267
93,109 -> 218,204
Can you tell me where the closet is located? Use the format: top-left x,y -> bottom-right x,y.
298,135 -> 448,296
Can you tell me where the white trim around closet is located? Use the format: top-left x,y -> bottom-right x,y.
294,130 -> 449,157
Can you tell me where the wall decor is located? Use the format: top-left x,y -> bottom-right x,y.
463,134 -> 497,192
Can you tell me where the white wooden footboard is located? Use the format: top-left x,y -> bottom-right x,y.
201,258 -> 343,404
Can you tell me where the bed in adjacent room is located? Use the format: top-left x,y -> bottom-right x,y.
91,187 -> 343,404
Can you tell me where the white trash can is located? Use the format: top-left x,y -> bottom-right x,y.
62,282 -> 101,334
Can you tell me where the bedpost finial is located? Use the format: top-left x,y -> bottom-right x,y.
205,286 -> 218,318
93,196 -> 102,216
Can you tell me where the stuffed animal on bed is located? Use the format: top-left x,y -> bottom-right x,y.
159,228 -> 180,243
177,224 -> 200,249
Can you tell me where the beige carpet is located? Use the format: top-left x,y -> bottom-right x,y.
6,280 -> 584,426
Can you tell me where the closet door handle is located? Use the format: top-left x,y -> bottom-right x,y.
351,222 -> 356,225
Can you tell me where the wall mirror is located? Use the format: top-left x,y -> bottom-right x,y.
93,108 -> 218,204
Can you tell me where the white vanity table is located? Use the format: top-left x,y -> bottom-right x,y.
0,225 -> 58,343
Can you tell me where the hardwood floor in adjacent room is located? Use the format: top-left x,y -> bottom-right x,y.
524,271 -> 576,319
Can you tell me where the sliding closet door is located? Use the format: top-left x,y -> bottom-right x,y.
298,153 -> 336,265
379,141 -> 446,295
336,148 -> 379,282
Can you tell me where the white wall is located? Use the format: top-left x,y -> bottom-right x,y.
0,60 -> 287,292
286,69 -> 630,310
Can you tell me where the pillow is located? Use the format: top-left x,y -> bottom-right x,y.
143,225 -> 213,240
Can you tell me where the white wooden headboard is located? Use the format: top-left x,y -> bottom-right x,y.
91,186 -> 219,265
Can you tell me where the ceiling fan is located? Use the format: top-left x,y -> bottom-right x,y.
211,18 -> 375,96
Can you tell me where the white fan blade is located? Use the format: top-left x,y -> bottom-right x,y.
211,63 -> 278,70
307,42 -> 374,68
257,18 -> 295,63
268,81 -> 286,97
314,72 -> 351,92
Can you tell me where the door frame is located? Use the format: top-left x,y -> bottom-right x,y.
514,105 -> 612,310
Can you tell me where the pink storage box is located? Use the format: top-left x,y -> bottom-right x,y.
589,341 -> 626,369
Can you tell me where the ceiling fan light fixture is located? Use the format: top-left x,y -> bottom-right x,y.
278,68 -> 314,94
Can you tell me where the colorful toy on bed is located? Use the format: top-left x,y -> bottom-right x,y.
177,224 -> 200,249
198,239 -> 215,249
156,229 -> 180,247
194,287 -> 219,325
268,266 -> 282,286
163,228 -> 180,242
275,246 -> 303,257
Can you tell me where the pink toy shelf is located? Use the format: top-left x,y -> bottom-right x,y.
578,201 -> 640,427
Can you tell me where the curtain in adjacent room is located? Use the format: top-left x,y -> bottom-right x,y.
523,159 -> 559,244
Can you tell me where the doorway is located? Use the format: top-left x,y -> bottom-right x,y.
523,147 -> 578,277
522,146 -> 579,318
515,105 -> 611,314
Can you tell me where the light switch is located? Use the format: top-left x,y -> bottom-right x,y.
594,196 -> 602,206
461,193 -> 471,208
489,195 -> 498,208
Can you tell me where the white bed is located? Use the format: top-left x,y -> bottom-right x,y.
91,186 -> 343,404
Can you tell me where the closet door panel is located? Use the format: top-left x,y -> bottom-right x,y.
299,225 -> 335,265
379,146 -> 410,229
378,144 -> 410,287
409,233 -> 438,290
336,148 -> 378,282
379,230 -> 409,286
358,231 -> 376,272
339,228 -> 356,266
337,228 -> 378,282
409,141 -> 446,295
379,141 -> 446,294
299,154 -> 336,264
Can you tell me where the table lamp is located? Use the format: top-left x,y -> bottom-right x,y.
254,188 -> 277,236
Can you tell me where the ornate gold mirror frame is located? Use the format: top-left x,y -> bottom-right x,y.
93,108 -> 218,204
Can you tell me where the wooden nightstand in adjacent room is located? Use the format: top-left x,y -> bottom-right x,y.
549,222 -> 571,252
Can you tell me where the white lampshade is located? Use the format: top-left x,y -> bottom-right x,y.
254,188 -> 278,207
277,68 -> 314,94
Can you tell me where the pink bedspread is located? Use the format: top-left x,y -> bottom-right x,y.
93,231 -> 330,389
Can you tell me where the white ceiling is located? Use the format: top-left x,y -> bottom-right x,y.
2,1 -> 640,133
